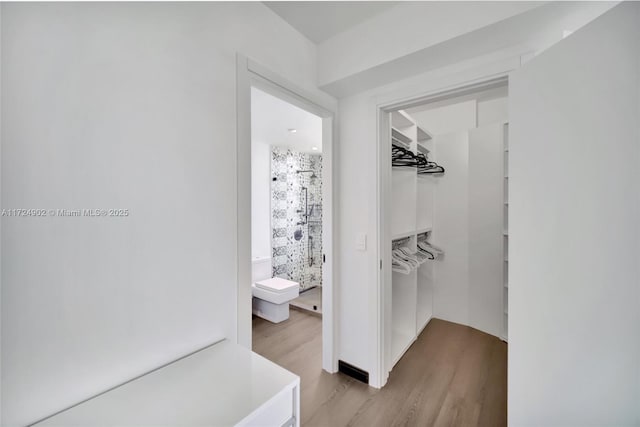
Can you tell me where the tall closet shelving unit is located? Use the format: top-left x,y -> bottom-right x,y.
503,123 -> 509,341
389,110 -> 436,367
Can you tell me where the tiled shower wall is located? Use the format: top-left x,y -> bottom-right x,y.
271,147 -> 322,290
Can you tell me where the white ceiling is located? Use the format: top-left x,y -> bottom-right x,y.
251,87 -> 322,153
264,1 -> 400,43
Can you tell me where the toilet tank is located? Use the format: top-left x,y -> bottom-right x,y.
252,256 -> 272,283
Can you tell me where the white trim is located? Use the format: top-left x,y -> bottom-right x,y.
236,54 -> 338,374
373,55 -> 525,387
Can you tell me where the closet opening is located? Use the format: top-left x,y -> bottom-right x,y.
248,83 -> 334,377
379,77 -> 509,387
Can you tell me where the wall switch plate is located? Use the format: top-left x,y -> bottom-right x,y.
356,233 -> 367,251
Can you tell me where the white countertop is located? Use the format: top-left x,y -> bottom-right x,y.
34,340 -> 299,426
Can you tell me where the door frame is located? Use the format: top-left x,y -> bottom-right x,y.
236,54 -> 338,373
373,57 -> 524,387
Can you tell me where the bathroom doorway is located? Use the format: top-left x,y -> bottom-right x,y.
251,86 -> 325,314
239,60 -> 336,376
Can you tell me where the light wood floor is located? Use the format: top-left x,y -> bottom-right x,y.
252,309 -> 507,427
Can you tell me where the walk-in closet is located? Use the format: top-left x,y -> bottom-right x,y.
384,84 -> 509,374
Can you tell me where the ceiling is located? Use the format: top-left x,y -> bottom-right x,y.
251,87 -> 322,153
264,1 -> 400,43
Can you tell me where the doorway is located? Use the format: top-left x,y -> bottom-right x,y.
236,57 -> 336,374
378,77 -> 510,386
251,86 -> 325,314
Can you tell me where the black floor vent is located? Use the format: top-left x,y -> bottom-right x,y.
338,360 -> 369,384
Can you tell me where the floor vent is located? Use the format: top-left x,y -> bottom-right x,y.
338,360 -> 369,384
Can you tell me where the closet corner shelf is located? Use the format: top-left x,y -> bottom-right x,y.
417,126 -> 432,142
391,110 -> 415,128
391,127 -> 412,145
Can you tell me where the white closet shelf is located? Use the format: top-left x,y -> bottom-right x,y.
416,226 -> 433,235
392,127 -> 412,145
391,110 -> 415,128
392,137 -> 410,150
417,126 -> 432,142
392,230 -> 415,241
392,227 -> 432,241
503,230 -> 509,236
416,142 -> 430,156
392,165 -> 416,172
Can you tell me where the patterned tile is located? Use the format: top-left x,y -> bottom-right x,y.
271,147 -> 323,290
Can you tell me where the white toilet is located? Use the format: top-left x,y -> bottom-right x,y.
252,257 -> 300,323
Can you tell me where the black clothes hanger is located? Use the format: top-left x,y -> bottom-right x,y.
392,145 -> 418,167
415,152 -> 445,175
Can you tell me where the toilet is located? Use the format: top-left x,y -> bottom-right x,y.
252,257 -> 300,323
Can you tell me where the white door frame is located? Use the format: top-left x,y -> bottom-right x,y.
236,54 -> 338,373
373,56 -> 523,387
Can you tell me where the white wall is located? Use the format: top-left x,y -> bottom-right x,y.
410,101 -> 476,136
468,124 -> 505,338
509,3 -> 640,424
428,121 -> 504,340
251,139 -> 271,260
318,2 -> 540,87
478,97 -> 508,127
0,3 -> 320,425
431,132 -> 470,325
318,2 -> 615,97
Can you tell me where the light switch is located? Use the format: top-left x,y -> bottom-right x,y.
355,233 -> 367,251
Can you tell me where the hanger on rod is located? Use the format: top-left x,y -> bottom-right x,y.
392,145 -> 418,168
415,152 -> 445,175
392,144 -> 445,175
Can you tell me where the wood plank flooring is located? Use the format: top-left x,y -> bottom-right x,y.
252,309 -> 507,427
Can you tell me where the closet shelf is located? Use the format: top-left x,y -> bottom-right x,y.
392,137 -> 410,150
417,126 -> 432,142
416,226 -> 433,235
391,110 -> 415,128
503,230 -> 508,236
392,127 -> 412,145
392,227 -> 432,241
392,230 -> 416,241
416,143 -> 430,156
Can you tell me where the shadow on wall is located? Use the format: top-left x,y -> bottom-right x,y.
271,147 -> 322,290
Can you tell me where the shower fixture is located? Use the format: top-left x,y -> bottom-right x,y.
296,169 -> 317,179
